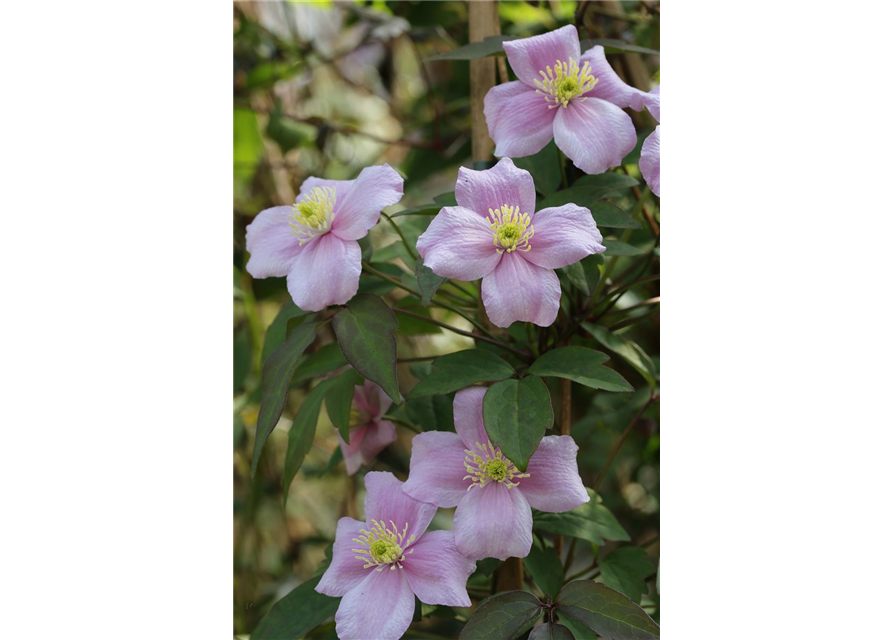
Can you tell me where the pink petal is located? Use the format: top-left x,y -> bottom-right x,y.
645,85 -> 660,122
553,97 -> 636,175
416,206 -> 501,281
484,81 -> 556,158
454,482 -> 533,561
338,425 -> 368,476
525,203 -> 605,270
481,253 -> 561,328
455,158 -> 536,218
580,45 -> 654,112
403,530 -> 475,607
403,431 -> 470,508
245,206 -> 303,279
518,436 -> 590,513
504,25 -> 581,88
331,164 -> 404,241
453,387 -> 489,451
354,380 -> 391,419
286,232 -> 361,311
359,419 -> 397,464
364,472 -> 437,542
299,176 -> 353,204
335,565 -> 415,640
316,517 -> 369,597
640,126 -> 660,197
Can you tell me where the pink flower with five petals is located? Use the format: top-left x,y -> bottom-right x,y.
339,380 -> 398,475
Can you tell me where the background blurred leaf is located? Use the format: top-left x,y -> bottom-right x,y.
604,240 -> 646,257
580,38 -> 660,56
261,300 -> 306,364
266,100 -> 316,154
483,377 -> 553,472
405,394 -> 454,432
425,35 -> 517,61
284,379 -> 333,500
416,256 -> 446,306
537,188 -> 640,229
234,328 -> 250,394
513,141 -> 561,196
533,490 -> 630,546
583,324 -> 657,389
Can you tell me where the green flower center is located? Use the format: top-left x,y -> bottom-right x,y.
289,186 -> 336,245
534,58 -> 598,109
351,520 -> 414,572
485,459 -> 508,482
487,204 -> 534,254
464,441 -> 530,490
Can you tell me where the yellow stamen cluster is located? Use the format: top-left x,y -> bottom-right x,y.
487,204 -> 534,254
534,58 -> 598,109
464,441 -> 530,490
352,520 -> 415,572
289,186 -> 336,245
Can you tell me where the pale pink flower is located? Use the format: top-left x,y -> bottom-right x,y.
339,380 -> 397,475
316,472 -> 476,640
416,158 -> 605,328
402,388 -> 589,561
484,25 -> 654,175
245,165 -> 403,311
640,86 -> 660,196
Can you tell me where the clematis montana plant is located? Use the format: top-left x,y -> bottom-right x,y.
338,380 -> 397,475
245,165 -> 403,311
403,387 -> 589,560
485,24 -> 655,174
315,472 -> 476,640
640,86 -> 661,196
417,157 -> 605,327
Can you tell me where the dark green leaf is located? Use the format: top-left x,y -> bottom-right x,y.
332,293 -> 401,403
283,380 -> 332,500
604,240 -> 646,257
395,297 -> 442,335
416,256 -> 446,307
234,328 -> 250,394
293,342 -> 348,384
251,575 -> 340,640
513,141 -> 561,196
425,35 -> 517,61
537,189 -> 640,229
483,377 -> 553,472
266,100 -> 316,154
599,548 -> 654,604
573,173 -> 639,191
582,324 -> 657,389
252,321 -> 318,477
358,261 -> 404,296
326,368 -> 363,443
529,347 -> 633,392
458,590 -> 543,640
524,545 -> 564,598
410,350 -> 514,397
476,557 -> 501,578
556,581 -> 659,640
529,623 -> 576,640
434,191 -> 458,206
580,38 -> 660,56
405,394 -> 454,432
561,254 -> 602,298
358,234 -> 374,262
533,490 -> 630,546
261,300 -> 306,364
389,204 -> 440,218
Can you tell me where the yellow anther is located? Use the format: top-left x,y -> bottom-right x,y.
290,186 -> 336,245
487,204 -> 534,254
534,58 -> 598,109
463,441 -> 530,490
352,520 -> 415,571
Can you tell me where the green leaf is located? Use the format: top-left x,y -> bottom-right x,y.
529,623 -> 575,640
266,100 -> 316,154
395,297 -> 442,336
283,380 -> 332,500
410,350 -> 514,397
332,293 -> 401,403
476,557 -> 501,578
261,300 -> 307,364
604,240 -> 646,256
483,377 -> 553,472
425,35 -> 517,61
556,581 -> 659,640
537,188 -> 640,229
434,191 -> 458,206
251,575 -> 340,640
326,368 -> 363,443
573,173 -> 639,191
533,490 -> 630,546
251,321 -> 318,477
292,342 -> 348,384
389,204 -> 440,218
580,38 -> 660,56
405,394 -> 454,432
599,547 -> 655,604
513,141 -> 561,196
234,328 -> 250,394
416,256 -> 446,307
582,323 -> 657,389
529,347 -> 633,393
524,545 -> 564,598
458,590 -> 543,640
561,254 -> 603,298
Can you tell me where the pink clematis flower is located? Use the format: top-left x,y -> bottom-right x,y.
484,24 -> 654,175
640,86 -> 660,197
416,157 -> 605,328
339,380 -> 398,475
316,472 -> 476,640
402,387 -> 589,561
245,165 -> 403,311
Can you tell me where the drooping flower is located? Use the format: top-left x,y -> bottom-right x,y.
245,165 -> 403,311
416,157 -> 605,328
640,86 -> 660,196
316,472 -> 476,640
484,24 -> 654,175
338,380 -> 397,475
402,387 -> 589,561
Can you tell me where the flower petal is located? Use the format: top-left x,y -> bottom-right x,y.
315,517 -> 369,597
503,25 -> 581,88
339,425 -> 368,476
481,253 -> 561,328
360,420 -> 397,464
355,380 -> 391,420
416,206 -> 501,281
525,203 -> 605,270
245,206 -> 303,279
403,530 -> 476,607
335,565 -> 415,640
453,387 -> 489,451
455,158 -> 536,217
331,164 -> 404,241
299,176 -> 353,204
403,431 -> 470,508
640,126 -> 660,197
484,81 -> 556,158
645,85 -> 660,122
286,233 -> 361,311
518,436 -> 590,512
580,45 -> 654,111
454,482 -> 532,561
553,98 -> 636,175
364,471 -> 437,542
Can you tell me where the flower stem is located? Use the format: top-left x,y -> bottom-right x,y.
392,308 -> 531,359
380,212 -> 419,261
